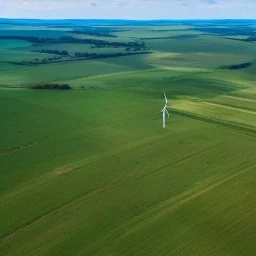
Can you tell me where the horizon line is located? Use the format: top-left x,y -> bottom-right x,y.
1,18 -> 256,21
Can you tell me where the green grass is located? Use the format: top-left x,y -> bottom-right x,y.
0,39 -> 32,49
1,22 -> 256,256
0,50 -> 59,63
147,35 -> 256,55
146,51 -> 253,68
0,24 -> 73,31
28,43 -> 127,55
0,58 -> 144,87
0,29 -> 70,38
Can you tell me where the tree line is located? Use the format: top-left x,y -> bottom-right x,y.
70,30 -> 117,38
33,49 -> 69,56
31,47 -> 147,60
70,28 -> 132,37
0,35 -> 145,48
73,51 -> 151,59
10,51 -> 152,66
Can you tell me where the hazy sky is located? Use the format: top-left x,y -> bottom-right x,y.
1,0 -> 256,19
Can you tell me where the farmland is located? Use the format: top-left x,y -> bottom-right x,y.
0,19 -> 256,256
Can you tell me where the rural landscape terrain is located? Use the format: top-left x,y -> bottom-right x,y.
1,18 -> 256,256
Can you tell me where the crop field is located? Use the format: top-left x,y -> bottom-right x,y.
0,19 -> 256,256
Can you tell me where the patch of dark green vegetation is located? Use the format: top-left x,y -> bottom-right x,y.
73,51 -> 151,58
192,26 -> 256,36
0,36 -> 145,48
150,29 -> 191,32
30,83 -> 71,90
169,108 -> 256,137
10,51 -> 152,65
70,29 -> 117,37
220,62 -> 253,70
32,49 -> 70,56
0,142 -> 35,157
245,35 -> 256,42
174,78 -> 236,94
224,35 -> 256,43
69,27 -> 131,37
141,34 -> 199,40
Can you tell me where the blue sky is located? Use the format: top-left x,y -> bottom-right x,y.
1,0 -> 256,19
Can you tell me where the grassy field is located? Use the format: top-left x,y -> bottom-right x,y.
0,20 -> 256,256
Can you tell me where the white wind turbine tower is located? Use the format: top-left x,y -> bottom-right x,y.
161,91 -> 169,128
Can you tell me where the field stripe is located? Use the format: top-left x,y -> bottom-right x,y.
202,101 -> 256,115
151,64 -> 211,72
0,130 -> 180,203
169,108 -> 256,137
74,158 -> 256,255
135,142 -> 225,181
0,142 -> 36,157
1,150 -> 255,247
111,159 -> 256,237
0,141 -> 221,244
0,185 -> 108,245
221,95 -> 256,104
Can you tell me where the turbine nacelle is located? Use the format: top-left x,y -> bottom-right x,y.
162,106 -> 169,116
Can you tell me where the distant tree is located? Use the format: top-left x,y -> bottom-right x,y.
30,83 -> 71,90
61,50 -> 69,56
59,84 -> 71,90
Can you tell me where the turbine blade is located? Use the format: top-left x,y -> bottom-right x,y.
163,91 -> 168,104
166,108 -> 170,117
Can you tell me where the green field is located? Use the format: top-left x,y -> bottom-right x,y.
1,20 -> 256,256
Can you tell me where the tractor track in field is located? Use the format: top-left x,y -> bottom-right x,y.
169,108 -> 256,138
180,97 -> 256,114
74,158 -> 256,255
109,158 -> 256,240
0,142 -> 36,157
0,140 -> 222,245
0,132 -> 191,241
221,95 -> 256,104
1,106 -> 255,245
0,131 -> 191,203
134,142 -> 225,181
202,101 -> 256,115
0,185 -> 108,245
1,145 -> 255,246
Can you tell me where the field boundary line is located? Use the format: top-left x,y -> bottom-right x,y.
1,153 -> 255,246
135,142 -> 225,181
199,100 -> 256,115
179,97 -> 256,113
0,140 -> 220,244
169,108 -> 256,137
0,131 -> 192,204
115,158 -> 256,239
74,158 -> 256,254
221,95 -> 256,104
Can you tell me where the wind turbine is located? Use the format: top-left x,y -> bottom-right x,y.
161,91 -> 169,128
